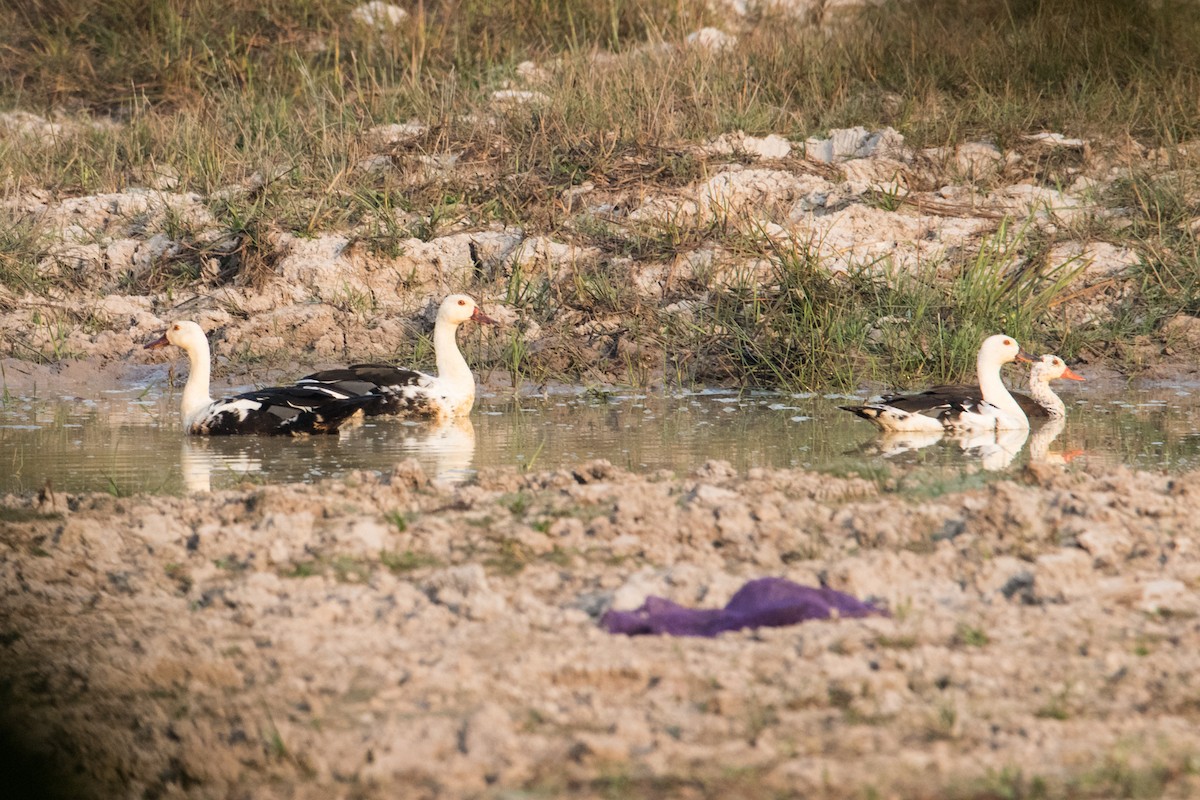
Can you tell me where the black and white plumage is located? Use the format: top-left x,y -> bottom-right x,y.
840,334 -> 1034,433
296,294 -> 497,422
145,321 -> 372,436
870,354 -> 1084,423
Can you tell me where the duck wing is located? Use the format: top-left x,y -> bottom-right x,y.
880,383 -> 1047,419
191,387 -> 373,436
297,363 -> 430,395
295,363 -> 444,419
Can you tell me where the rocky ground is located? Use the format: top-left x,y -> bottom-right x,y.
3,457 -> 1200,798
6,108 -> 1200,386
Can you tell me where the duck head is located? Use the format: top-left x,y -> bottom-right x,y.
439,294 -> 497,327
145,320 -> 207,352
979,334 -> 1033,368
1032,354 -> 1085,383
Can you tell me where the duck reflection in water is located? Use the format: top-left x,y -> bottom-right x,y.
949,426 -> 1030,471
395,417 -> 477,484
179,417 -> 477,491
1027,416 -> 1081,466
181,438 -> 265,493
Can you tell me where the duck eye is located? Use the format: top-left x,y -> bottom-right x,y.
1003,339 -> 1011,345
458,299 -> 466,306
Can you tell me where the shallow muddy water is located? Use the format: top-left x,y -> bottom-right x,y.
3,381 -> 1200,495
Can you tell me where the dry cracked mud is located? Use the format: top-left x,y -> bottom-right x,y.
3,458 -> 1200,798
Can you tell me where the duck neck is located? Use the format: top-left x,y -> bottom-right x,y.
1028,376 -> 1066,418
1029,415 -> 1066,463
180,337 -> 214,425
434,319 -> 474,397
978,353 -> 1028,427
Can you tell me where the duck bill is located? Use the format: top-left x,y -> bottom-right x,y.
471,306 -> 499,326
1061,366 -> 1085,381
1015,351 -> 1035,363
144,334 -> 170,350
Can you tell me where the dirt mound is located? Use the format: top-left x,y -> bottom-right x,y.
2,461 -> 1199,797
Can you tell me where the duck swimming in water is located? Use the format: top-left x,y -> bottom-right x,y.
146,321 -> 372,436
295,294 -> 497,421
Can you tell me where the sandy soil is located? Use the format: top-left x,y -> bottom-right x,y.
3,457 -> 1200,799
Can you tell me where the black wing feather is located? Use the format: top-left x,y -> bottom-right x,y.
879,384 -> 1047,419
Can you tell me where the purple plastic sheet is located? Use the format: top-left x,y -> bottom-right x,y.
601,577 -> 885,637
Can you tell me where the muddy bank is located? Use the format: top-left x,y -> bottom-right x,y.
2,460 -> 1199,798
6,115 -> 1200,390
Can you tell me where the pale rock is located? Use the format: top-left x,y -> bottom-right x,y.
344,519 -> 391,553
785,202 -> 988,274
1032,549 -> 1096,601
392,230 -> 523,288
686,27 -> 737,51
1045,241 -> 1138,282
461,703 -> 524,780
367,121 -> 427,145
416,152 -> 461,173
512,236 -> 599,271
990,184 -> 1084,223
974,555 -> 1033,596
350,1 -> 408,29
491,89 -> 550,106
268,539 -> 292,566
702,132 -> 792,160
0,110 -> 64,137
135,513 -> 186,547
630,168 -> 833,225
516,60 -> 551,84
1162,313 -> 1200,346
1075,525 -> 1132,567
1024,132 -> 1087,149
954,141 -> 1004,180
41,241 -> 103,274
275,233 -> 359,301
804,126 -> 905,164
840,156 -> 908,195
40,189 -> 216,236
424,564 -> 507,620
610,568 -> 668,611
355,154 -> 394,174
560,181 -> 595,211
1138,579 -> 1188,613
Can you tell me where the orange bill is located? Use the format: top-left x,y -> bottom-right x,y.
1061,366 -> 1085,381
471,306 -> 499,325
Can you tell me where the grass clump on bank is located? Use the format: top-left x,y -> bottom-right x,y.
670,219 -> 1084,391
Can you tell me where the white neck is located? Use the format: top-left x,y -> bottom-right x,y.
1028,375 -> 1066,417
1029,415 -> 1066,464
434,317 -> 475,399
978,352 -> 1028,427
179,336 -> 214,426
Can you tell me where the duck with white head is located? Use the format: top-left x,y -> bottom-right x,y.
841,334 -> 1034,433
295,294 -> 498,422
145,321 -> 373,436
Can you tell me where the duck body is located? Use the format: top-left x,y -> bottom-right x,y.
873,383 -> 1050,420
146,321 -> 371,437
180,385 -> 375,436
295,294 -> 497,422
296,363 -> 465,420
841,334 -> 1032,432
867,354 -> 1084,424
